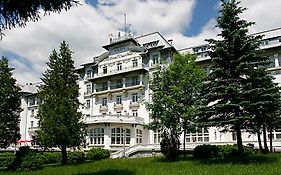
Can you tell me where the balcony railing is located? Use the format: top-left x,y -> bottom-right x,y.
87,64 -> 147,80
85,114 -> 144,125
94,81 -> 143,94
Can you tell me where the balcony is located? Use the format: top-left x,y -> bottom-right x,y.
85,114 -> 144,125
28,127 -> 39,133
99,105 -> 108,113
129,101 -> 140,108
87,64 -> 148,80
84,91 -> 92,97
93,82 -> 144,95
114,102 -> 123,110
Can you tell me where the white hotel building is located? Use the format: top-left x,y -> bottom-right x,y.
19,28 -> 281,157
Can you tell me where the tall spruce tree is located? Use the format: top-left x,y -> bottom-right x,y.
199,0 -> 271,154
243,69 -> 281,152
147,54 -> 205,160
0,56 -> 21,148
37,41 -> 85,164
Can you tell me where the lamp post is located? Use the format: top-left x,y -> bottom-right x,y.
120,119 -> 126,158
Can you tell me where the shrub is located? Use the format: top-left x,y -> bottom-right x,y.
0,152 -> 15,168
40,152 -> 61,165
193,145 -> 219,159
68,151 -> 85,164
8,146 -> 31,170
86,148 -> 110,161
19,152 -> 43,170
218,145 -> 238,158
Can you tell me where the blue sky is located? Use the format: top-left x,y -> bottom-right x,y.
1,0 -> 281,84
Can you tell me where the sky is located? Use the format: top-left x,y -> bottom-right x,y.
1,0 -> 281,85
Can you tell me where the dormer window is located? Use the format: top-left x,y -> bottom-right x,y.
117,63 -> 122,71
152,54 -> 159,65
132,60 -> 138,67
103,66 -> 107,74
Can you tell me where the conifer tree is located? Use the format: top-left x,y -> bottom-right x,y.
37,41 -> 85,164
0,56 -> 21,148
199,0 -> 272,154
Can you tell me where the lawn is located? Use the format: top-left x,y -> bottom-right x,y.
1,154 -> 281,175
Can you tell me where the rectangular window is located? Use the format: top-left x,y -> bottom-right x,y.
132,110 -> 138,117
86,84 -> 92,94
117,111 -> 121,115
29,98 -> 35,106
132,93 -> 138,102
86,70 -> 92,78
30,121 -> 34,128
102,82 -> 107,91
117,80 -> 122,88
86,100 -> 91,109
152,54 -> 159,65
132,60 -> 138,67
31,109 -> 34,117
117,63 -> 122,71
132,76 -> 138,86
102,98 -> 107,106
103,66 -> 107,74
116,96 -> 122,104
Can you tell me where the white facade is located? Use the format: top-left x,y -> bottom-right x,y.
19,28 -> 281,155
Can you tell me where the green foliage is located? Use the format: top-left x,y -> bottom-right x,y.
40,152 -> 61,165
193,145 -> 219,159
147,53 -> 205,161
0,0 -> 79,37
198,0 -> 279,154
160,133 -> 180,161
37,41 -> 85,164
8,146 -> 31,170
0,152 -> 15,168
67,151 -> 85,164
86,148 -> 110,161
0,57 -> 21,148
19,152 -> 43,170
1,155 -> 281,175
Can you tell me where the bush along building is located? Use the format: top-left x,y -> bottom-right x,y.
19,28 -> 281,157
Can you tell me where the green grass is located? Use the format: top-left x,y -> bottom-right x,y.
1,154 -> 281,175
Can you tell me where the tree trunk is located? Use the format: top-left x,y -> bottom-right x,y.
257,130 -> 263,151
61,145 -> 68,165
262,125 -> 269,153
236,124 -> 244,155
183,129 -> 186,158
269,128 -> 273,152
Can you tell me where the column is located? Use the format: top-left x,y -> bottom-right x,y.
139,74 -> 143,85
104,124 -> 111,149
123,77 -> 126,88
93,83 -> 96,93
107,81 -> 111,90
130,125 -> 137,146
274,54 -> 279,67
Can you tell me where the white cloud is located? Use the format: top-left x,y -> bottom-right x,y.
0,0 -> 281,85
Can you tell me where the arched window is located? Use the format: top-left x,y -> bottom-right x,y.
89,128 -> 104,144
136,129 -> 142,144
111,128 -> 130,145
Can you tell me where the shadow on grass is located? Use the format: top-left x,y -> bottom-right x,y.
153,153 -> 279,165
76,169 -> 135,175
196,154 -> 279,165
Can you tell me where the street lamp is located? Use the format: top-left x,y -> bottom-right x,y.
120,119 -> 126,158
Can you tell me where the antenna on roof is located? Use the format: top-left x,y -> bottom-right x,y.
124,13 -> 127,34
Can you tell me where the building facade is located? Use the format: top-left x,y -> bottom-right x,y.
19,28 -> 281,156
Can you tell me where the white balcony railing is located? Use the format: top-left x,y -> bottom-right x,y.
88,64 -> 147,80
85,114 -> 144,125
